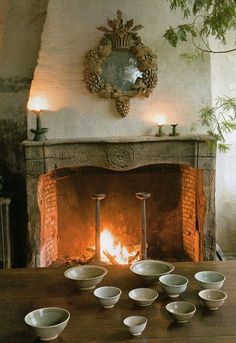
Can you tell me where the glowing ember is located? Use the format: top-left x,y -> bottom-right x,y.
100,229 -> 139,264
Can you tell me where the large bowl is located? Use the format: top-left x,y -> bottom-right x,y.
194,271 -> 226,289
166,301 -> 196,324
128,288 -> 158,306
159,274 -> 188,298
24,307 -> 70,341
64,264 -> 108,290
130,260 -> 175,285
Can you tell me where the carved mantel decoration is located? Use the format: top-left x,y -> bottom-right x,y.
84,10 -> 158,116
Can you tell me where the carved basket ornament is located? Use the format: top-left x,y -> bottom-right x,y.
84,10 -> 158,117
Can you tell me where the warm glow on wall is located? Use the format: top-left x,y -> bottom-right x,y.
27,96 -> 49,112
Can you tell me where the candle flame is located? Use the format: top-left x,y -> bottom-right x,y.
27,97 -> 49,112
154,114 -> 167,125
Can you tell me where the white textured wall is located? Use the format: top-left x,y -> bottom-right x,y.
211,33 -> 236,255
28,0 -> 211,138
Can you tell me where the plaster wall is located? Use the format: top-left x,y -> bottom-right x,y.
28,0 -> 212,139
210,32 -> 236,255
0,0 -> 49,266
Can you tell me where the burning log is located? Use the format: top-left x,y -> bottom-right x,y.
103,250 -> 117,264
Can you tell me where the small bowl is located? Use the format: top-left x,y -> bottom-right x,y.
128,288 -> 158,306
64,264 -> 108,290
194,271 -> 226,289
130,260 -> 175,285
94,286 -> 122,308
24,307 -> 70,341
123,316 -> 147,336
198,289 -> 227,310
166,301 -> 196,323
159,274 -> 188,298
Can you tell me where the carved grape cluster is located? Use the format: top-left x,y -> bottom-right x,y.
142,68 -> 158,88
115,98 -> 130,117
87,74 -> 103,93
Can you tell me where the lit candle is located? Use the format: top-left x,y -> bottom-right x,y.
170,123 -> 180,136
27,97 -> 49,141
155,114 -> 167,137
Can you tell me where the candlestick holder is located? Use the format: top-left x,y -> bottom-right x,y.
30,110 -> 48,141
169,123 -> 180,136
156,124 -> 165,137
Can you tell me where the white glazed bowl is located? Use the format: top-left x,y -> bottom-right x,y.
194,271 -> 226,289
94,286 -> 122,308
64,264 -> 108,290
198,289 -> 227,310
24,307 -> 70,341
166,301 -> 196,323
130,260 -> 175,285
159,274 -> 188,297
123,316 -> 147,336
128,288 -> 158,306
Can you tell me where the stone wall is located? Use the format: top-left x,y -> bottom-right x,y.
0,0 -> 49,266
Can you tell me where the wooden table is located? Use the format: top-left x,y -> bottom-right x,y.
1,261 -> 236,342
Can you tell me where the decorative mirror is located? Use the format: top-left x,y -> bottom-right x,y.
84,10 -> 158,117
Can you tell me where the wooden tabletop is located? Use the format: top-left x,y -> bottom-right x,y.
0,261 -> 236,342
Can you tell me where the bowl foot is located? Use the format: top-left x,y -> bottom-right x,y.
39,334 -> 59,341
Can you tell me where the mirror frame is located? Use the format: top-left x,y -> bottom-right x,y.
84,10 -> 158,117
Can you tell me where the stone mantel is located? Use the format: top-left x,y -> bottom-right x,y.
22,134 -> 215,176
22,134 -> 216,266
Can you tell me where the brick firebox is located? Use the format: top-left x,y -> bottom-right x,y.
23,134 -> 216,267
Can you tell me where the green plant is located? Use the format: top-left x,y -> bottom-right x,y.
164,0 -> 236,151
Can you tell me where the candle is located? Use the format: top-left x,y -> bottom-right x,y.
27,96 -> 49,141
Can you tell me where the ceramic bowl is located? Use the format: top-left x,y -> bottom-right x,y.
94,286 -> 122,308
64,264 -> 108,290
128,288 -> 158,306
24,307 -> 70,341
130,260 -> 175,285
194,271 -> 226,289
123,316 -> 147,336
166,301 -> 196,323
198,289 -> 227,310
159,274 -> 188,297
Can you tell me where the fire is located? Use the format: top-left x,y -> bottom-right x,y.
100,229 -> 139,265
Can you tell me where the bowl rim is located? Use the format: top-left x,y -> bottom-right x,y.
128,287 -> 158,301
159,274 -> 188,287
94,286 -> 122,299
194,270 -> 226,283
24,307 -> 70,329
64,264 -> 108,281
166,301 -> 196,315
130,259 -> 175,276
198,289 -> 227,301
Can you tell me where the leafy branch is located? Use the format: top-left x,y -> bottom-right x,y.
199,97 -> 236,152
164,0 -> 236,55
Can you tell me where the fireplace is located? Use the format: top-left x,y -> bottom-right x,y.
23,135 -> 216,267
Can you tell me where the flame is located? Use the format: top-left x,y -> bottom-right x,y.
100,229 -> 138,264
27,96 -> 49,112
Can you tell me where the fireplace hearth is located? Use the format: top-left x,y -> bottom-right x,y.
23,135 -> 216,267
